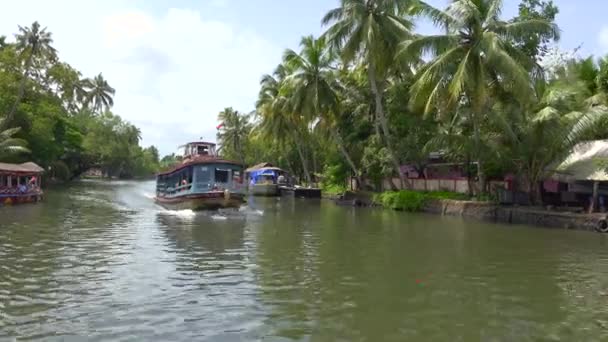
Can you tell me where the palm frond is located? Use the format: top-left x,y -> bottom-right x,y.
410,0 -> 457,30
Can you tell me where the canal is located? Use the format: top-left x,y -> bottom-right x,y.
1,180 -> 608,341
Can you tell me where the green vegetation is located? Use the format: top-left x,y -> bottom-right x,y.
216,0 -> 608,206
374,190 -> 469,212
0,22 -> 159,180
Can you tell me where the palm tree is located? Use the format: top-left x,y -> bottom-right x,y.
403,0 -> 559,192
0,118 -> 29,160
217,107 -> 251,165
322,0 -> 417,188
283,35 -> 363,187
83,73 -> 116,113
492,75 -> 608,204
6,21 -> 56,127
256,64 -> 313,185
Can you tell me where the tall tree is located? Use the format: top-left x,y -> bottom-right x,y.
217,107 -> 251,165
256,64 -> 313,185
283,35 -> 362,185
512,0 -> 559,60
405,0 -> 559,192
83,73 -> 115,114
322,0 -> 416,188
6,21 -> 56,127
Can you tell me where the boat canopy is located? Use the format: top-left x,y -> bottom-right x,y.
0,162 -> 44,175
249,167 -> 283,184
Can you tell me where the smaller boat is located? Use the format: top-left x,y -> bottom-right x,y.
154,142 -> 246,210
0,162 -> 44,206
245,163 -> 289,196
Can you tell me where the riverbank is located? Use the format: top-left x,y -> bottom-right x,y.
423,199 -> 608,232
328,190 -> 608,233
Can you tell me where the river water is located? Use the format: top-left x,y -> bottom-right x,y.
1,180 -> 608,341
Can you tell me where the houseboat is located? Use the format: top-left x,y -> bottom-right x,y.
0,162 -> 44,206
154,142 -> 246,210
245,163 -> 288,196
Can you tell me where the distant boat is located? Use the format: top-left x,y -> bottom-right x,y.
0,162 -> 44,206
154,142 -> 246,210
245,163 -> 289,196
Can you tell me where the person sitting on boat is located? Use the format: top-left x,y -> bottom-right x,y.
18,184 -> 27,194
181,179 -> 188,190
277,174 -> 286,185
28,176 -> 37,190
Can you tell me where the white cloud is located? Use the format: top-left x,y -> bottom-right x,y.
0,1 -> 281,155
599,26 -> 608,54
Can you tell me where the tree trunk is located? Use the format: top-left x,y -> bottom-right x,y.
334,130 -> 362,189
6,51 -> 34,127
367,64 -> 407,190
591,181 -> 599,213
473,117 -> 486,195
294,132 -> 311,186
465,154 -> 473,197
236,137 -> 245,166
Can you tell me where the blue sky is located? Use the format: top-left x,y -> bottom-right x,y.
1,0 -> 607,155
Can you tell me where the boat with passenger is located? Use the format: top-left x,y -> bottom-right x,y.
245,162 -> 289,196
0,162 -> 44,206
154,141 -> 246,210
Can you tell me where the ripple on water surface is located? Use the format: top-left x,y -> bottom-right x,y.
2,181 -> 608,341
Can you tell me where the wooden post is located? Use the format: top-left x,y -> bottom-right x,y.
592,181 -> 599,213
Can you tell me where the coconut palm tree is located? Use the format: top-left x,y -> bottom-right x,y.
217,107 -> 251,165
403,0 -> 560,192
283,35 -> 363,187
256,64 -> 313,185
83,73 -> 116,114
0,119 -> 29,160
492,75 -> 608,204
322,0 -> 417,188
6,21 -> 56,127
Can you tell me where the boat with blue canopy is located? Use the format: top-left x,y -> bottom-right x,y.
245,163 -> 288,196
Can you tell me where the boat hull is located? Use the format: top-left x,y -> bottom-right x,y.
154,192 -> 245,210
249,183 -> 279,196
0,193 -> 43,206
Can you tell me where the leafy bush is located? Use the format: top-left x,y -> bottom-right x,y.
374,190 -> 470,211
322,183 -> 348,195
427,191 -> 469,200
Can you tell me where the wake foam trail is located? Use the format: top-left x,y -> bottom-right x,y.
142,192 -> 155,199
158,209 -> 196,219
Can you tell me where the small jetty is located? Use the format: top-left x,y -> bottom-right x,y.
0,162 -> 44,205
279,186 -> 322,199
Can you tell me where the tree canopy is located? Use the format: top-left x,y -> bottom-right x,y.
216,0 -> 608,203
0,22 -> 159,180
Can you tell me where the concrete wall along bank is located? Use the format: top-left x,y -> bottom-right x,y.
423,199 -> 608,232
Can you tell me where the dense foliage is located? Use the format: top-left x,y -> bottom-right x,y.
0,22 -> 159,180
216,0 -> 608,204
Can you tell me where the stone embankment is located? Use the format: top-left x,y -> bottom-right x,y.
327,191 -> 608,232
423,199 -> 608,232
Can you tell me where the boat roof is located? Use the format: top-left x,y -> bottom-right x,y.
157,156 -> 242,177
245,162 -> 276,172
179,141 -> 216,147
0,162 -> 44,174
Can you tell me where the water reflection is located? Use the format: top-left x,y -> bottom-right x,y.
2,181 -> 608,341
